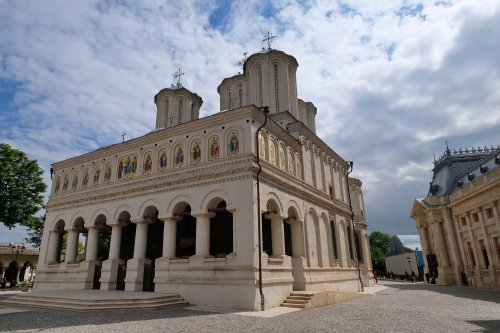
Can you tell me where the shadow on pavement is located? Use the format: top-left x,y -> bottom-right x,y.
467,320 -> 500,332
379,280 -> 500,304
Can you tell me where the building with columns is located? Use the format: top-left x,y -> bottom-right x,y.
35,45 -> 373,310
411,146 -> 500,288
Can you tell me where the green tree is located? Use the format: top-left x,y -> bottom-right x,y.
369,231 -> 392,273
25,214 -> 45,249
0,143 -> 47,229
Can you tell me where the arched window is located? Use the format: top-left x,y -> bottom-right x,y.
274,63 -> 280,112
238,84 -> 243,107
257,67 -> 263,107
178,99 -> 183,124
330,220 -> 338,259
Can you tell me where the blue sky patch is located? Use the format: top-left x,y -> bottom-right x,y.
396,3 -> 426,20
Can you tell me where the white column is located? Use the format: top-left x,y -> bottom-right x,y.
133,221 -> 148,259
108,225 -> 122,260
290,220 -> 304,257
65,230 -> 79,263
194,214 -> 212,256
270,214 -> 285,256
162,217 -> 177,258
85,227 -> 99,261
47,232 -> 61,263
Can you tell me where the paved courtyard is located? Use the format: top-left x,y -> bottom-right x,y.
0,280 -> 499,333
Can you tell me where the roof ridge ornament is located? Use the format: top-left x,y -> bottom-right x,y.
262,31 -> 277,51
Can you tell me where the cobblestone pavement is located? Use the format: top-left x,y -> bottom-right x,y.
0,281 -> 499,333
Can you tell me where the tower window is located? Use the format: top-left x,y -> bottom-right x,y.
257,67 -> 263,107
274,63 -> 280,112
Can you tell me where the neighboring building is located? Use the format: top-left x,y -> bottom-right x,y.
35,43 -> 372,310
385,235 -> 424,279
411,146 -> 500,288
0,243 -> 38,285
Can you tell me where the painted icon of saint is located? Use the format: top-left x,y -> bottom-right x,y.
228,132 -> 239,155
209,136 -> 219,160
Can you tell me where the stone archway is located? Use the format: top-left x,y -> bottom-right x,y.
208,200 -> 233,257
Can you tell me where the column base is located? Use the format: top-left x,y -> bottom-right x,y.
100,258 -> 124,291
124,258 -> 151,292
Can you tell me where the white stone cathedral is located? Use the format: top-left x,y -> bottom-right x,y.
36,44 -> 373,310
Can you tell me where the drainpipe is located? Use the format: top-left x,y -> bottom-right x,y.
346,161 -> 364,292
255,106 -> 269,311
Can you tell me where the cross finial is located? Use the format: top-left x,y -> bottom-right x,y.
121,131 -> 127,142
262,31 -> 276,50
174,68 -> 184,88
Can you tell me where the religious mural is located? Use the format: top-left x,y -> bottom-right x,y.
258,133 -> 266,159
71,172 -> 79,190
227,130 -> 239,156
143,152 -> 153,175
117,154 -> 138,180
82,169 -> 89,189
93,165 -> 101,186
158,148 -> 168,171
288,150 -> 294,174
279,145 -> 286,170
269,140 -> 277,166
208,135 -> 220,161
191,139 -> 201,165
104,162 -> 112,183
62,174 -> 69,192
54,176 -> 61,193
174,143 -> 185,168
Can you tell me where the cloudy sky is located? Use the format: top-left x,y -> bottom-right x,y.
1,0 -> 500,245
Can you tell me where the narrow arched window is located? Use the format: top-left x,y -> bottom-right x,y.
238,84 -> 243,107
257,67 -> 263,107
178,99 -> 183,124
274,63 -> 280,112
330,220 -> 338,259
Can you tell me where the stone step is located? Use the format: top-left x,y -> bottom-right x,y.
282,298 -> 308,304
290,292 -> 314,297
287,295 -> 311,301
2,294 -> 188,311
280,302 -> 306,308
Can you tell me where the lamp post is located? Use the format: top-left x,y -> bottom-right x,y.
9,243 -> 25,287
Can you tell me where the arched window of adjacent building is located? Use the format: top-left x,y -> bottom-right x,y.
209,201 -> 233,257
257,66 -> 263,107
228,87 -> 232,109
164,98 -> 170,127
354,231 -> 363,262
274,63 -> 280,112
347,222 -> 354,261
330,220 -> 338,259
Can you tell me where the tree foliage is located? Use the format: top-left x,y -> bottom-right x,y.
0,143 -> 47,229
369,231 -> 391,254
369,231 -> 392,273
25,214 -> 45,249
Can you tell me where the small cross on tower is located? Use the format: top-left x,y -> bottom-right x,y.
262,31 -> 276,50
121,131 -> 127,142
174,68 -> 185,88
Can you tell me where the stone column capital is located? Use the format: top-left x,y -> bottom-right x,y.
191,212 -> 216,219
159,216 -> 178,222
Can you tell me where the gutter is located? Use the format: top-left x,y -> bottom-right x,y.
255,106 -> 269,311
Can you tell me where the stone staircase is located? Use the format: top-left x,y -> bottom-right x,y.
280,292 -> 314,308
2,291 -> 188,311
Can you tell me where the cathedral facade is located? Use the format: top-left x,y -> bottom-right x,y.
36,47 -> 372,310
